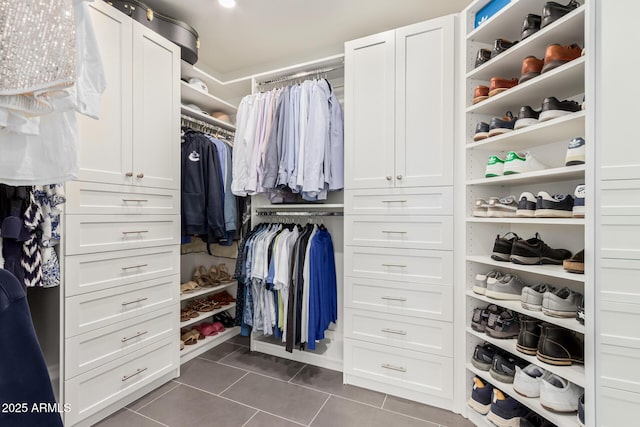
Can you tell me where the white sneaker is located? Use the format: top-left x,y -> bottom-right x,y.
503,151 -> 549,175
513,364 -> 550,398
487,195 -> 518,218
540,374 -> 583,412
565,137 -> 586,166
485,155 -> 505,177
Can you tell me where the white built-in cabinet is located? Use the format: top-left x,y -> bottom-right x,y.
62,2 -> 181,426
344,15 -> 457,410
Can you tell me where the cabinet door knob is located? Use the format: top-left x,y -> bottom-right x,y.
137,173 -> 144,179
125,172 -> 133,177
386,176 -> 392,181
396,175 -> 403,180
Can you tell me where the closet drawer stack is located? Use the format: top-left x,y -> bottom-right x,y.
344,16 -> 457,409
62,2 -> 181,425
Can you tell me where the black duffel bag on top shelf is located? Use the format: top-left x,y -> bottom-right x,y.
104,0 -> 199,65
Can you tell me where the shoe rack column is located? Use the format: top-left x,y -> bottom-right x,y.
457,1 -> 590,426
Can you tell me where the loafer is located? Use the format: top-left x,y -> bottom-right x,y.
541,43 -> 582,74
541,0 -> 581,29
474,121 -> 490,141
517,317 -> 542,355
489,77 -> 519,97
539,96 -> 581,122
537,323 -> 584,365
514,105 -> 541,130
521,13 -> 542,40
488,111 -> 517,136
475,48 -> 492,68
491,38 -> 517,59
473,85 -> 489,104
519,56 -> 544,84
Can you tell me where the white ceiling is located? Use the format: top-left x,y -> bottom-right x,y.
144,0 -> 472,81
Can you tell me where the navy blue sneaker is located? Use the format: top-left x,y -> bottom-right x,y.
572,184 -> 585,218
487,389 -> 530,426
474,121 -> 490,141
472,342 -> 497,371
488,111 -> 517,137
535,192 -> 574,218
467,376 -> 494,415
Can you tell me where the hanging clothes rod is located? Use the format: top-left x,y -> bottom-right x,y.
257,63 -> 344,87
181,114 -> 235,146
255,211 -> 343,217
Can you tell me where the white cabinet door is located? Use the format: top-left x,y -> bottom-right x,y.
395,16 -> 455,187
132,23 -> 180,190
77,2 -> 133,185
345,30 -> 396,190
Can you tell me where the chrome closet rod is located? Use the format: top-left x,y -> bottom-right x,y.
181,114 -> 235,146
257,63 -> 344,87
255,211 -> 343,217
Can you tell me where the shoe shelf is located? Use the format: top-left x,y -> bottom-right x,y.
466,217 -> 585,226
181,60 -> 250,107
466,57 -> 585,116
466,328 -> 585,387
467,363 -> 579,427
467,165 -> 585,186
467,255 -> 585,283
466,111 -> 585,151
466,290 -> 586,334
181,105 -> 236,132
180,280 -> 238,302
180,326 -> 241,364
466,6 -> 585,80
181,81 -> 238,116
465,408 -> 493,427
180,302 -> 237,328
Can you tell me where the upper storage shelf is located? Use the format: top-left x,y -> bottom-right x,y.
181,81 -> 238,116
180,60 -> 250,106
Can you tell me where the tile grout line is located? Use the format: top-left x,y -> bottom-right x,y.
218,371 -> 250,396
215,360 -> 305,384
381,394 -> 388,409
130,382 -> 180,412
124,407 -> 170,427
375,405 -> 441,426
240,409 -> 259,427
306,394 -> 331,427
288,364 -> 308,383
215,344 -> 248,364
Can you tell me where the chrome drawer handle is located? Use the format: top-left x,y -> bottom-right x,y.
381,363 -> 407,372
381,230 -> 407,234
122,230 -> 149,235
137,173 -> 144,179
381,296 -> 407,302
121,264 -> 148,270
122,367 -> 148,382
121,331 -> 148,342
122,199 -> 149,203
382,263 -> 407,268
121,297 -> 148,306
125,172 -> 134,177
381,328 -> 407,336
381,200 -> 407,203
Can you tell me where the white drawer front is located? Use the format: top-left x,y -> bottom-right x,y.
600,258 -> 640,304
65,275 -> 178,337
345,246 -> 453,285
600,387 -> 640,427
344,309 -> 452,356
65,181 -> 179,215
344,339 -> 453,399
600,343 -> 640,394
345,187 -> 453,216
344,276 -> 452,321
345,215 -> 453,250
601,216 -> 640,260
64,337 -> 177,426
65,246 -> 180,296
65,214 -> 180,255
65,308 -> 177,379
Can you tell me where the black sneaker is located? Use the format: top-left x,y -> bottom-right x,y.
488,111 -> 517,137
486,310 -> 520,339
510,233 -> 572,265
541,0 -> 581,29
491,232 -> 519,262
475,48 -> 492,68
491,38 -> 517,59
514,106 -> 541,130
521,13 -> 542,40
471,342 -> 497,371
474,121 -> 490,141
534,192 -> 574,218
516,192 -> 536,217
490,353 -> 524,383
539,97 -> 581,122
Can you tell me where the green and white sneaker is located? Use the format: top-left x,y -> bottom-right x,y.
503,151 -> 549,175
486,155 -> 505,177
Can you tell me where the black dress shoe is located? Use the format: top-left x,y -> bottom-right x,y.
537,323 -> 584,365
521,14 -> 542,40
475,48 -> 492,68
541,0 -> 581,29
490,38 -> 517,59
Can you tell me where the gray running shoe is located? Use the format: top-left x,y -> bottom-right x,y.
521,283 -> 555,311
486,273 -> 526,300
474,270 -> 502,295
542,287 -> 581,317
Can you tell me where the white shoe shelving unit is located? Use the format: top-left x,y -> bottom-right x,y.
458,1 -> 589,426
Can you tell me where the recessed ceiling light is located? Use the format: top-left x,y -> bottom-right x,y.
218,0 -> 236,8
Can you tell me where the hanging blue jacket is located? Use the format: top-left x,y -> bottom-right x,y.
307,228 -> 337,350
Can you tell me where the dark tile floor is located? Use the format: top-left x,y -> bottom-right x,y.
95,335 -> 474,427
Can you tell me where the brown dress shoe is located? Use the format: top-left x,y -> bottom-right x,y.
541,43 -> 582,74
488,77 -> 518,97
473,85 -> 489,104
519,56 -> 544,84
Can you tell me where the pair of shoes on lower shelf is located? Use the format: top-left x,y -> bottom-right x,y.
517,317 -> 584,366
513,364 -> 583,412
492,232 -> 572,265
471,305 -> 520,339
